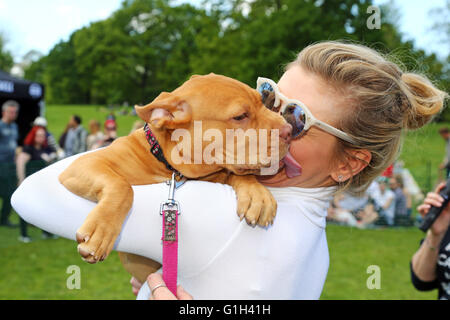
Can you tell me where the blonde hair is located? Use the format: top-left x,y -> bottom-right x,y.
287,41 -> 448,195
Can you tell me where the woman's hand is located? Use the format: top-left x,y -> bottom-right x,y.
130,273 -> 194,300
417,182 -> 450,237
130,277 -> 143,296
146,273 -> 193,300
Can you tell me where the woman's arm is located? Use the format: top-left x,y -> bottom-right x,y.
411,230 -> 444,282
411,184 -> 450,284
382,194 -> 394,210
11,151 -> 240,275
15,151 -> 31,185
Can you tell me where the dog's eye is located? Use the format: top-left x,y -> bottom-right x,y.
232,113 -> 248,121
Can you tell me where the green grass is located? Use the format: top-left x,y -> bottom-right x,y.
0,217 -> 436,300
322,224 -> 435,300
45,104 -> 141,140
0,215 -> 132,299
0,104 -> 446,299
399,122 -> 448,192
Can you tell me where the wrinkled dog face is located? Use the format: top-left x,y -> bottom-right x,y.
135,73 -> 290,178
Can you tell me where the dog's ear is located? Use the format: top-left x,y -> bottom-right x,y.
135,92 -> 192,129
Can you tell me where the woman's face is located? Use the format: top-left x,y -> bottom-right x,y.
34,128 -> 46,146
258,65 -> 349,188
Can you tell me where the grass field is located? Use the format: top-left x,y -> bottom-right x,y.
0,104 -> 446,300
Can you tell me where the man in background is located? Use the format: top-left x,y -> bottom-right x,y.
0,100 -> 19,227
64,115 -> 88,157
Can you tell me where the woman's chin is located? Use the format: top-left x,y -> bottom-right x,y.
257,167 -> 297,187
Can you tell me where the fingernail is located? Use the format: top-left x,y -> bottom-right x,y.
84,236 -> 90,242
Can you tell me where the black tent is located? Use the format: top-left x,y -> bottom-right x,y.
0,70 -> 44,145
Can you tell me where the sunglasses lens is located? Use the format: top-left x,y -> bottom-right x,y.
257,82 -> 279,112
282,103 -> 306,138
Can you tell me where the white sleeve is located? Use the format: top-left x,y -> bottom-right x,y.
11,152 -> 241,275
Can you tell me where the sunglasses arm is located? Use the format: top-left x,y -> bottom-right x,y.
313,120 -> 356,144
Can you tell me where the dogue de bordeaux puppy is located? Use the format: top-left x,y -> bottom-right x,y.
58,73 -> 292,282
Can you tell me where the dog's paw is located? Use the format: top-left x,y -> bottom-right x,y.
235,182 -> 277,228
75,219 -> 120,264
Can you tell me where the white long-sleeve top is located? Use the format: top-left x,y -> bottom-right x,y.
11,151 -> 335,300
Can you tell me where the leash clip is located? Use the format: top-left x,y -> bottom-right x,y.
160,173 -> 186,242
159,173 -> 185,216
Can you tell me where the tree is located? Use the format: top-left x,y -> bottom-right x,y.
0,32 -> 13,72
25,0 -> 448,109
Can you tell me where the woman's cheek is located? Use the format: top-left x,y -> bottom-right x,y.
289,138 -> 333,178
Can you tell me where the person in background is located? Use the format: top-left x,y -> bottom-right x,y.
0,100 -> 19,227
58,122 -> 70,154
16,126 -> 56,242
87,120 -> 104,151
63,115 -> 88,157
91,119 -> 117,149
395,174 -> 412,217
389,176 -> 408,220
129,120 -> 145,134
411,182 -> 450,299
32,116 -> 64,159
381,163 -> 394,178
357,178 -> 395,227
372,178 -> 396,225
438,127 -> 450,179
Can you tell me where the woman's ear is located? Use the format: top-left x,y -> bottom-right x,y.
331,149 -> 372,183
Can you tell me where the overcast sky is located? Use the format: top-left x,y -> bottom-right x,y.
0,0 -> 447,62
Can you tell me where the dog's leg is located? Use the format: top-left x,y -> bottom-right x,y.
118,252 -> 162,284
226,174 -> 277,227
59,160 -> 134,263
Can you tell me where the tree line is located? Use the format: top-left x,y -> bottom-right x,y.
18,0 -> 449,114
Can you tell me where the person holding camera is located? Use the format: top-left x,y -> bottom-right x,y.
411,182 -> 450,300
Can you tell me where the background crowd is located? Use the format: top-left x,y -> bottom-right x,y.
327,161 -> 422,228
0,99 -> 145,243
326,125 -> 450,230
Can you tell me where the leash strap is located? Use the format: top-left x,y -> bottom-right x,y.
161,207 -> 178,295
160,173 -> 185,296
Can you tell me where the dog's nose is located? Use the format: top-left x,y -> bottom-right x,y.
279,123 -> 292,144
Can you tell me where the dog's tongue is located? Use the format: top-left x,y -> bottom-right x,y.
283,152 -> 302,178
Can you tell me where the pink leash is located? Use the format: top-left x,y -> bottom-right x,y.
160,173 -> 184,296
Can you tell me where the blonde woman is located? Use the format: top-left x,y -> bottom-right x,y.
13,41 -> 447,299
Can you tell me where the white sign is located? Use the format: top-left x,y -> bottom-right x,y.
0,80 -> 14,93
29,83 -> 42,98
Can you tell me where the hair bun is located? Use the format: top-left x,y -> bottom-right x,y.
400,73 -> 447,130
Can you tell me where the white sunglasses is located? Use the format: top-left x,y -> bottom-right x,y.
256,77 -> 356,144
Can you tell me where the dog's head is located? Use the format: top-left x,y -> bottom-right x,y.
135,73 -> 291,178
